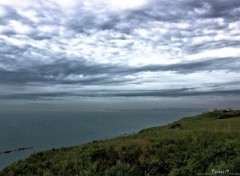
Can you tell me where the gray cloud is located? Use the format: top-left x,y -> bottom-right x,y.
110,89 -> 240,98
0,57 -> 239,85
1,88 -> 240,100
199,0 -> 240,20
134,57 -> 240,74
0,0 -> 240,107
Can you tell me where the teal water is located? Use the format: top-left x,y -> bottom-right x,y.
0,108 -> 205,169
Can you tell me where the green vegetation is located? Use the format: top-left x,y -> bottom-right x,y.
1,110 -> 240,176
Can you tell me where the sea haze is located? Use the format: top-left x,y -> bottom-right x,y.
0,108 -> 205,169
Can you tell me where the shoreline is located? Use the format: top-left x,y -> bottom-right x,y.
0,109 -> 206,170
1,109 -> 240,175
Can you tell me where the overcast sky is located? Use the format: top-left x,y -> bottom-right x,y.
0,0 -> 240,111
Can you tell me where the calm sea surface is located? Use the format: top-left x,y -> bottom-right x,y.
0,108 -> 206,169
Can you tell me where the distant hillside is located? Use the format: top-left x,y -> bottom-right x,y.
1,110 -> 240,176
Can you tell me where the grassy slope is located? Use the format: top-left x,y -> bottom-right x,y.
1,110 -> 240,176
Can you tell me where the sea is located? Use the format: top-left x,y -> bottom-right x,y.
0,108 -> 206,169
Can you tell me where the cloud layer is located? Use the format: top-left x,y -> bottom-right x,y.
0,0 -> 240,108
